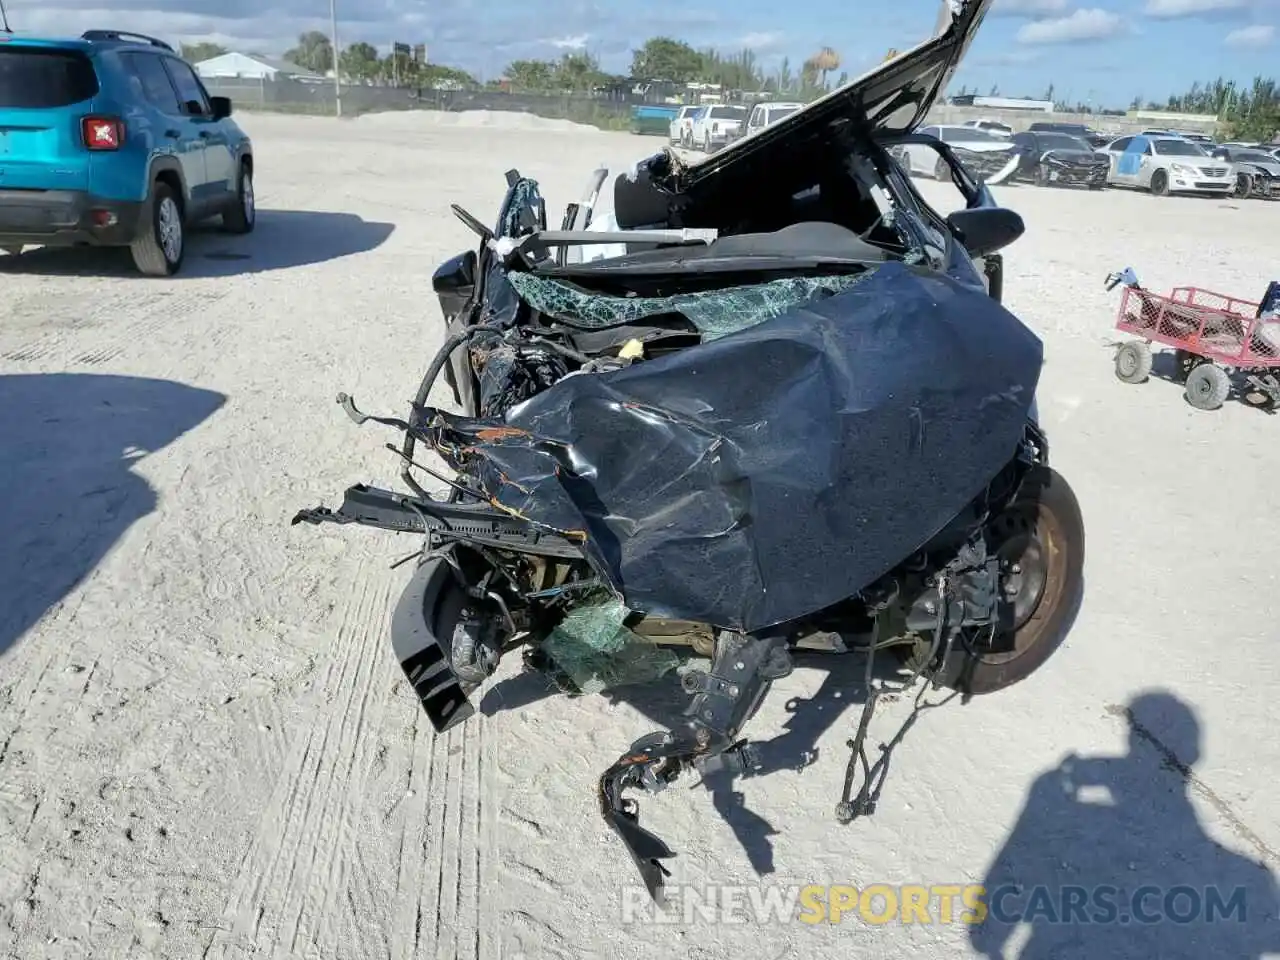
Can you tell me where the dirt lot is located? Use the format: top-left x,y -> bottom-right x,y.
2,111 -> 1278,960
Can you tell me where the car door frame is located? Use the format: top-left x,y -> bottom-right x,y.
118,50 -> 199,206
1011,131 -> 1037,179
1104,135 -> 1135,185
1124,137 -> 1156,188
158,55 -> 233,216
910,125 -> 941,175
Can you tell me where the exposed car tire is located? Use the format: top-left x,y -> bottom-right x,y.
1033,163 -> 1049,187
130,181 -> 184,277
1150,170 -> 1170,197
1114,341 -> 1152,384
921,465 -> 1085,696
221,161 -> 256,234
1234,174 -> 1252,200
1184,362 -> 1230,410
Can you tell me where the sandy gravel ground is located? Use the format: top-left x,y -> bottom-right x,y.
1,111 -> 1279,960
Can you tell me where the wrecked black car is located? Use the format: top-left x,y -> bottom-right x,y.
1011,130 -> 1110,189
293,0 -> 1085,901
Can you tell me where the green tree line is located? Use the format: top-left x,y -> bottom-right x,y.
179,35 -> 477,90
504,37 -> 849,99
1132,76 -> 1279,142
182,35 -> 851,100
182,34 -> 1280,140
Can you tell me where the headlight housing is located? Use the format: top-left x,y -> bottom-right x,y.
1169,163 -> 1194,175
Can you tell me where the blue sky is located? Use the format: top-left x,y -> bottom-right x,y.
5,0 -> 1277,108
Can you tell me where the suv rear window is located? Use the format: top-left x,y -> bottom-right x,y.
0,48 -> 99,108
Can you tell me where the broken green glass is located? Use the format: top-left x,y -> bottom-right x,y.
536,591 -> 680,695
506,271 -> 869,341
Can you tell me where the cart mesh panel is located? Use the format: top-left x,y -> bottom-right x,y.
506,271 -> 869,340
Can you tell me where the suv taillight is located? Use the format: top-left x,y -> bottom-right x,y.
82,116 -> 124,151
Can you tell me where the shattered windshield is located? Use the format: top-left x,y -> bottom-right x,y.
1038,134 -> 1091,152
1153,139 -> 1207,157
506,271 -> 870,340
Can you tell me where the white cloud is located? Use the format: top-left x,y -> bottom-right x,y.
991,0 -> 1070,17
546,34 -> 589,50
1224,23 -> 1274,44
1016,8 -> 1127,43
1142,0 -> 1249,17
0,0 -> 730,76
736,31 -> 783,49
973,49 -> 1044,65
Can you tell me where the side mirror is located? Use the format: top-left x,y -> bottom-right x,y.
209,96 -> 232,120
432,250 -> 478,324
945,207 -> 1025,259
432,249 -> 477,296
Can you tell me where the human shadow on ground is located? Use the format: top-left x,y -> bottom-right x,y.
0,210 -> 394,279
968,690 -> 1280,959
482,646 -> 945,879
0,373 -> 226,657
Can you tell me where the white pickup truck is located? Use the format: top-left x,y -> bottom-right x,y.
689,104 -> 748,153
668,105 -> 702,147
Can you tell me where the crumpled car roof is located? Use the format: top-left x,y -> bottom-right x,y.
428,260 -> 1043,632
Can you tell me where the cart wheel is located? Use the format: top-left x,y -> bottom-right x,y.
1184,363 -> 1230,410
1173,349 -> 1200,383
1114,342 -> 1152,384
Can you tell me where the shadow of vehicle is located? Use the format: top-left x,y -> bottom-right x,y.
968,690 -> 1280,958
1141,350 -> 1277,413
482,647 -> 947,879
0,373 -> 226,658
0,210 -> 394,279
477,567 -> 1084,880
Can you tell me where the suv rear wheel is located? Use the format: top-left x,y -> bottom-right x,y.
222,161 -> 256,234
130,181 -> 184,277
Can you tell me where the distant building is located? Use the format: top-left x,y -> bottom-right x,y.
949,95 -> 1054,113
193,52 -> 321,82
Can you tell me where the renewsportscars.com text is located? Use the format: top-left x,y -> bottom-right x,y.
620,883 -> 1253,927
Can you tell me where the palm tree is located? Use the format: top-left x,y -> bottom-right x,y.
810,47 -> 841,89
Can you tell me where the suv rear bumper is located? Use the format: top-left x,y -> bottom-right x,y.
0,190 -> 143,248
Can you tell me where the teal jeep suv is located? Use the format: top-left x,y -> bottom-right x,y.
0,30 -> 254,276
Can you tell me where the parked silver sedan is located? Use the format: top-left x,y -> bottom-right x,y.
1096,134 -> 1234,196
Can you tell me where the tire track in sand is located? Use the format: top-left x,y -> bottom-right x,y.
389,677 -> 492,960
201,561 -> 398,960
0,288 -> 227,365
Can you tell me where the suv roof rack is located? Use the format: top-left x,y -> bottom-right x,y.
81,30 -> 175,52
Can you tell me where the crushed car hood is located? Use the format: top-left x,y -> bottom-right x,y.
1042,149 -> 1108,164
951,140 -> 1016,154
420,260 -> 1043,633
666,0 -> 993,188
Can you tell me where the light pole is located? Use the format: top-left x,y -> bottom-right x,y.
329,0 -> 342,117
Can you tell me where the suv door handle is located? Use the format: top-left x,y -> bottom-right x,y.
198,131 -> 211,139
165,129 -> 181,138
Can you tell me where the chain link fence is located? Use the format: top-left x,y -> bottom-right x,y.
200,76 -> 634,128
200,76 -> 1215,139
